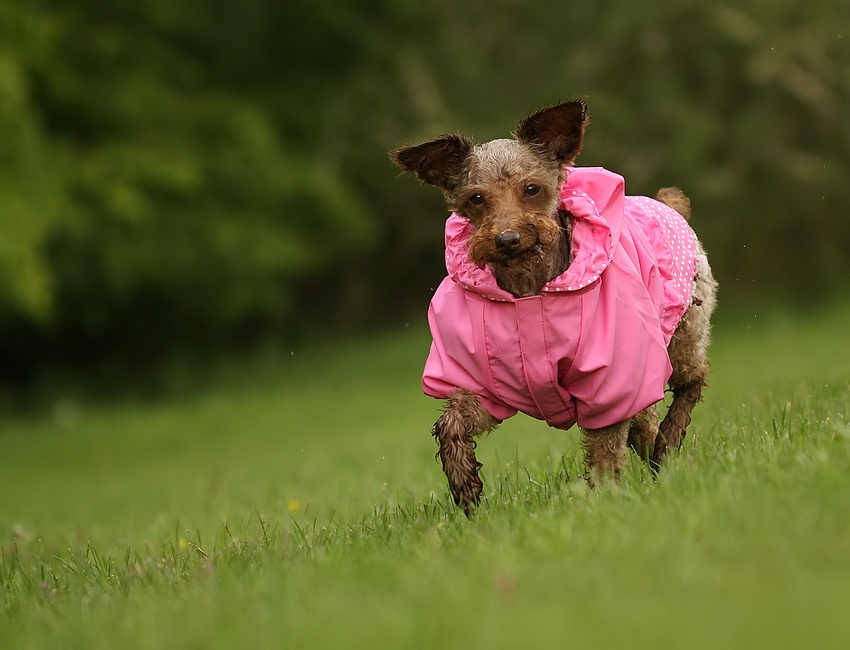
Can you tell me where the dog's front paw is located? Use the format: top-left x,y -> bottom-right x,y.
433,418 -> 484,516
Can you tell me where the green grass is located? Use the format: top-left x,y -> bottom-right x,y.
2,303 -> 850,649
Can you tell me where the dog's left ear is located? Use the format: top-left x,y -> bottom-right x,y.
515,100 -> 588,163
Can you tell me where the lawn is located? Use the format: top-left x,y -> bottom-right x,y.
1,302 -> 849,649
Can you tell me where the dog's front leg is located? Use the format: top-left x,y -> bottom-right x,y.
432,389 -> 498,515
581,419 -> 631,486
627,404 -> 660,463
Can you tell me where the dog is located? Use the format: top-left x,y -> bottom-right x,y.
390,100 -> 717,514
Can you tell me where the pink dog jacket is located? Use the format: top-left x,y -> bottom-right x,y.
422,167 -> 698,430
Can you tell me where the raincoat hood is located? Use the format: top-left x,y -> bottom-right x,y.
444,166 -> 624,301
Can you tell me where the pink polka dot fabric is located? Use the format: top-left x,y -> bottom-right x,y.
627,195 -> 698,345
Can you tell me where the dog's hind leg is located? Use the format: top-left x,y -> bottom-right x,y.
581,419 -> 631,486
652,247 -> 717,467
432,389 -> 498,515
652,377 -> 705,467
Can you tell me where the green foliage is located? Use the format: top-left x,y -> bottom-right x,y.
1,305 -> 850,648
1,0 -> 848,383
0,3 -> 59,321
0,0 -> 373,380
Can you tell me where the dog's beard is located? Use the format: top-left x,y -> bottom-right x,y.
468,218 -> 563,270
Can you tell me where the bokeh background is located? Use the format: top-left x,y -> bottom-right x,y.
1,0 -> 848,401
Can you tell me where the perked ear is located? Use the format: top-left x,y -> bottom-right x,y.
515,100 -> 588,163
389,134 -> 473,191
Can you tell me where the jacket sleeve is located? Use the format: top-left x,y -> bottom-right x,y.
422,278 -> 517,422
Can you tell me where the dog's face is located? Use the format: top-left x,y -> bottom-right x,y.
390,101 -> 588,269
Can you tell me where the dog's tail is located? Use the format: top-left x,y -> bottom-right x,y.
656,187 -> 691,221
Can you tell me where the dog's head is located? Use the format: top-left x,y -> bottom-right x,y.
390,100 -> 588,269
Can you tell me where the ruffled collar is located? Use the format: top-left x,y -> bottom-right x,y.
444,167 -> 625,302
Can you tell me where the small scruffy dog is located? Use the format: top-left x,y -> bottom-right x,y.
390,101 -> 717,514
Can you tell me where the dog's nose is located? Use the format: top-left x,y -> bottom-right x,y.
495,230 -> 521,253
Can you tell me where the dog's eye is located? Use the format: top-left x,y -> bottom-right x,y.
468,193 -> 485,206
525,184 -> 541,197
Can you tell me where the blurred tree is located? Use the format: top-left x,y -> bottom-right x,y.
0,2 -> 58,321
0,0 -> 374,386
0,0 -> 848,391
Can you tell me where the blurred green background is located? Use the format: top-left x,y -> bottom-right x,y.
1,0 -> 848,399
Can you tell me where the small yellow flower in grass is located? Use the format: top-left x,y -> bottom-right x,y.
178,537 -> 187,550
286,498 -> 302,514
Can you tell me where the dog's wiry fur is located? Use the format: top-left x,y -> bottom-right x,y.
430,388 -> 497,511
391,101 -> 717,514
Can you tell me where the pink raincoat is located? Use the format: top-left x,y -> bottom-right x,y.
422,167 -> 698,430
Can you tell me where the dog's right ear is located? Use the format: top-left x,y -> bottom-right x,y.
389,135 -> 473,192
